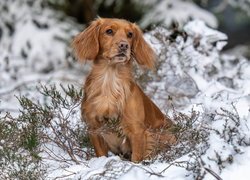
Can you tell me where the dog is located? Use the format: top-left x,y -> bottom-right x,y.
72,18 -> 176,162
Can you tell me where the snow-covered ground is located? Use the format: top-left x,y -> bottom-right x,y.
0,1 -> 250,179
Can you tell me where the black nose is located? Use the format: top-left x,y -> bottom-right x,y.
119,41 -> 129,51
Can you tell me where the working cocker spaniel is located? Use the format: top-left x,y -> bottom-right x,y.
72,18 -> 176,162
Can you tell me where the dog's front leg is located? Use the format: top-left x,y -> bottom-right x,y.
88,130 -> 109,157
129,129 -> 146,162
122,115 -> 147,162
122,85 -> 148,162
84,113 -> 109,157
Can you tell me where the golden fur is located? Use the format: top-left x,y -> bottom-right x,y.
72,18 -> 176,162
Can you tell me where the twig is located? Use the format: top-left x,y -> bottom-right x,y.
53,171 -> 76,180
197,156 -> 223,180
204,167 -> 223,180
42,143 -> 73,165
158,161 -> 188,174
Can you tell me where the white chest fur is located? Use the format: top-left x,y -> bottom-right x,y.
85,65 -> 131,117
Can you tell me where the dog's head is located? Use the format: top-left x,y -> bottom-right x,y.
72,18 -> 156,69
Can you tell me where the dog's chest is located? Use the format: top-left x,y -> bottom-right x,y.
85,70 -> 130,117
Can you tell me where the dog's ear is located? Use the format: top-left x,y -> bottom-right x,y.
132,24 -> 156,69
72,19 -> 101,61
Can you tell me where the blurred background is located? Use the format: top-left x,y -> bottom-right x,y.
0,0 -> 250,111
47,0 -> 250,50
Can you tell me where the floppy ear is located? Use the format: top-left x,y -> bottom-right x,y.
72,20 -> 101,61
132,24 -> 156,69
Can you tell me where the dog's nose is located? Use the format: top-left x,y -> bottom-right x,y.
119,41 -> 129,51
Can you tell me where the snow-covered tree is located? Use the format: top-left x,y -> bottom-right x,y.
139,0 -> 218,28
0,0 -> 84,112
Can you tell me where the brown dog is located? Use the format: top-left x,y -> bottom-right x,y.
72,18 -> 176,162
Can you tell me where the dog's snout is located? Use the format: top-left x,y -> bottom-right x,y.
119,41 -> 129,51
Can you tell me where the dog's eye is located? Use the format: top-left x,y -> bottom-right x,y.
127,32 -> 133,38
106,29 -> 113,35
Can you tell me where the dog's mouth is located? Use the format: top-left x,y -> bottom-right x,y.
108,49 -> 131,64
115,53 -> 127,58
111,53 -> 128,62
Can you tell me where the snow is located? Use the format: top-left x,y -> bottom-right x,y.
1,1 -> 250,179
140,0 -> 218,28
184,20 -> 227,51
45,156 -> 192,180
220,147 -> 250,180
